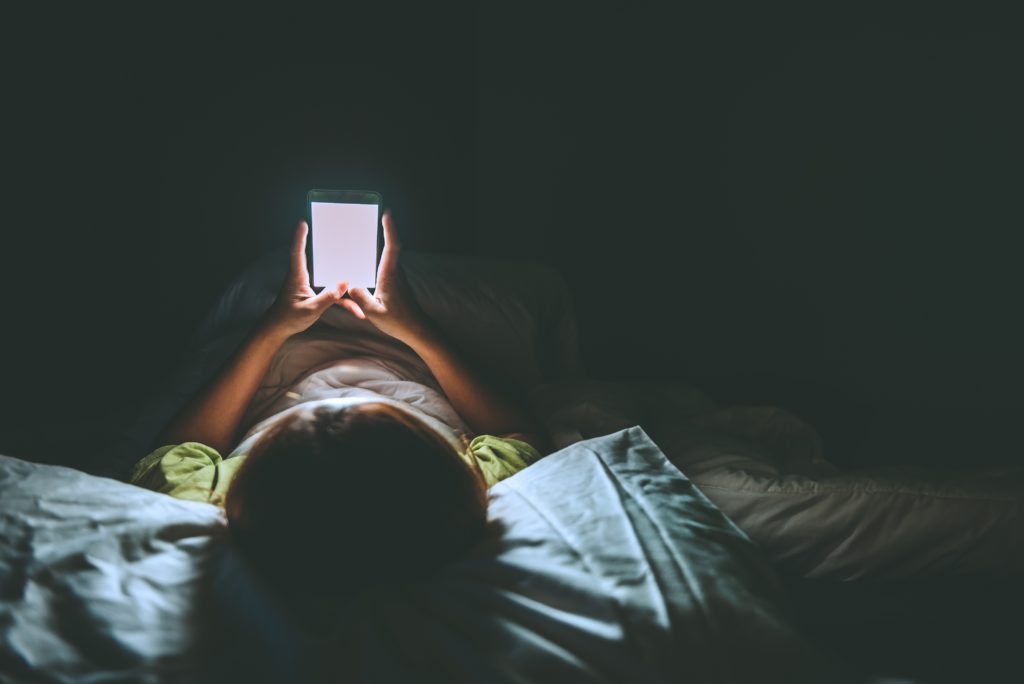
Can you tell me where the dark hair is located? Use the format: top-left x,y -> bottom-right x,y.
224,402 -> 488,626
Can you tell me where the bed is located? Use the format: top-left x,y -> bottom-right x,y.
257,248 -> 1019,583
2,247 -> 1016,681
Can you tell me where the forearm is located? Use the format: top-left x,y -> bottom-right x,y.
158,320 -> 290,453
404,323 -> 537,438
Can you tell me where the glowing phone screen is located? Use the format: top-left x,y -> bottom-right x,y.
310,201 -> 379,289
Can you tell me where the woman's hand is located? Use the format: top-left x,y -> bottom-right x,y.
347,211 -> 430,342
264,220 -> 364,338
344,211 -> 545,450
158,219 -> 365,452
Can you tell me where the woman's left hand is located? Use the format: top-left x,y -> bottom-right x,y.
346,210 -> 430,342
264,220 -> 364,338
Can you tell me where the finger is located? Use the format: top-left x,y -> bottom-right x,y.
377,210 -> 401,286
337,297 -> 366,319
308,281 -> 344,313
382,210 -> 401,249
349,287 -> 385,314
290,220 -> 310,281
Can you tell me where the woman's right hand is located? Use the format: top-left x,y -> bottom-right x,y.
347,210 -> 430,342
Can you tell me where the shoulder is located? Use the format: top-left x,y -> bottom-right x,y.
130,442 -> 230,503
467,434 -> 542,487
469,434 -> 541,462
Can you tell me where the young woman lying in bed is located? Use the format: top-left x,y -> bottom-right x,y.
130,211 -> 551,625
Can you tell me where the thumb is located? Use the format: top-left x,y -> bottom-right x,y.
349,287 -> 384,314
309,282 -> 347,313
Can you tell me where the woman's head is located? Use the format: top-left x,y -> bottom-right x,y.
224,401 -> 488,619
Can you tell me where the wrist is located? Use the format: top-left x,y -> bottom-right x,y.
400,318 -> 442,352
255,315 -> 294,345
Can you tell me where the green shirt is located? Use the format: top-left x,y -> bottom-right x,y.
129,434 -> 541,506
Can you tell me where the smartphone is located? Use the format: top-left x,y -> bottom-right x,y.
306,189 -> 383,291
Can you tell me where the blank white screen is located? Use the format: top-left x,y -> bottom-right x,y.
310,202 -> 378,289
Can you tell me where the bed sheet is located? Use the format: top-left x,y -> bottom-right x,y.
0,428 -> 858,683
533,380 -> 1024,580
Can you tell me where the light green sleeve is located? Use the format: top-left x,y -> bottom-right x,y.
466,435 -> 542,488
129,442 -> 245,505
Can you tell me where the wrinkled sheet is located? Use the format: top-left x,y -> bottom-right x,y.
534,381 -> 1024,580
0,429 -> 856,683
0,456 -> 224,683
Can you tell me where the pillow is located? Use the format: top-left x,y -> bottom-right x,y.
0,429 -> 850,682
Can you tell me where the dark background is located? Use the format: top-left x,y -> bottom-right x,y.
2,3 -> 1022,470
1,4 -> 1022,680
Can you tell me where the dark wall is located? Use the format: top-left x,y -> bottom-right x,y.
0,4 -> 476,461
2,4 -> 1022,468
473,4 -> 1024,465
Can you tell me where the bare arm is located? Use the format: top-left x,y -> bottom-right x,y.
158,321 -> 290,453
158,220 -> 360,453
404,323 -> 540,441
411,328 -> 552,453
347,212 -> 551,453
